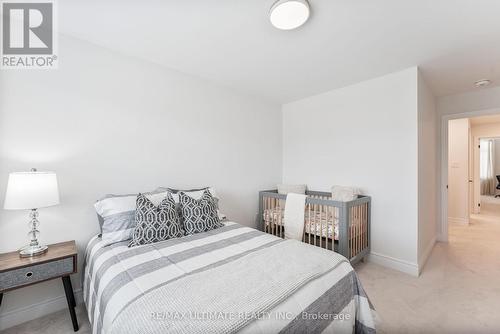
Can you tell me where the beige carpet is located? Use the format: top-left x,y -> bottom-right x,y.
3,215 -> 500,334
357,210 -> 500,333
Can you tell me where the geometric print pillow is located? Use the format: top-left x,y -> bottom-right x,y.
128,192 -> 184,247
179,189 -> 223,235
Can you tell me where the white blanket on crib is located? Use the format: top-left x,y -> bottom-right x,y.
284,193 -> 306,240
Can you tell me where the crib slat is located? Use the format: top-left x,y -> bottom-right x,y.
324,204 -> 327,250
270,197 -> 273,236
352,206 -> 355,258
276,197 -> 279,237
263,196 -> 267,233
314,201 -> 318,247
351,206 -> 354,258
362,204 -> 364,251
268,197 -> 271,235
357,205 -> 360,256
280,197 -> 283,238
359,205 -> 362,254
353,206 -> 356,258
271,198 -> 276,235
362,205 -> 364,251
355,206 -> 358,257
269,197 -> 272,235
361,204 -> 364,250
364,203 -> 367,248
329,205 -> 333,251
364,203 -> 367,249
348,207 -> 351,258
319,203 -> 323,249
354,205 -> 359,256
350,206 -> 353,258
357,205 -> 360,254
308,203 -> 311,245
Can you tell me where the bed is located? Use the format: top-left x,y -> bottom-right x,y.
83,221 -> 376,334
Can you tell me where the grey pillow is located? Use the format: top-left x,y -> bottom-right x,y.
179,190 -> 223,235
128,192 -> 184,247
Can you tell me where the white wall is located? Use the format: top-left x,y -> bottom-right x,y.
417,72 -> 438,270
447,118 -> 470,224
0,36 -> 282,329
282,67 -> 420,275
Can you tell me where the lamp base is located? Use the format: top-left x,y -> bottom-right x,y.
19,244 -> 48,258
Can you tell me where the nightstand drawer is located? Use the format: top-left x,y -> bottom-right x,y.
0,257 -> 74,291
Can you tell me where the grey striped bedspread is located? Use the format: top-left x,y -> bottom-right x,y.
83,222 -> 376,334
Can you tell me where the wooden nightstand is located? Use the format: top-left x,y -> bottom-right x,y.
0,240 -> 79,331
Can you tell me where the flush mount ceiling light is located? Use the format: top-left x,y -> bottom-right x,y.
270,0 -> 310,30
475,79 -> 491,88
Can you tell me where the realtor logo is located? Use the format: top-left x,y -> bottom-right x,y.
1,0 -> 57,69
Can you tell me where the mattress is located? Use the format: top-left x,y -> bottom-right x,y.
263,208 -> 339,239
83,222 -> 375,334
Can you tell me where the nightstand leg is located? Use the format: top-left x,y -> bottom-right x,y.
0,293 -> 3,307
62,276 -> 79,331
67,276 -> 76,307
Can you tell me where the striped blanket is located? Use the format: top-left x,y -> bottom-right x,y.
83,222 -> 376,334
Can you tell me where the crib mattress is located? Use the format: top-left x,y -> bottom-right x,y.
263,208 -> 339,240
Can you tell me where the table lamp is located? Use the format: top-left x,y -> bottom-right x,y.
3,168 -> 60,257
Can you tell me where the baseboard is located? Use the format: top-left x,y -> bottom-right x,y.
418,237 -> 437,274
367,252 -> 419,277
448,217 -> 469,225
0,289 -> 83,331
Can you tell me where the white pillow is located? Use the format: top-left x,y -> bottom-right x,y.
95,190 -> 168,246
331,186 -> 361,202
156,187 -> 218,203
277,184 -> 307,195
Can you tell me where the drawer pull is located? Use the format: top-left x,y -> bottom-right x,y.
25,271 -> 33,278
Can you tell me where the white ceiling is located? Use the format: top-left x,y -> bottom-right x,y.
60,0 -> 500,103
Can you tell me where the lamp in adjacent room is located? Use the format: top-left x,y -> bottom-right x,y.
3,168 -> 60,257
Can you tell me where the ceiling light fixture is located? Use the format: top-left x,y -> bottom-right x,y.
475,79 -> 491,88
270,0 -> 310,30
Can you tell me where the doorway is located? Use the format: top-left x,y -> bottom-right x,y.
445,113 -> 500,239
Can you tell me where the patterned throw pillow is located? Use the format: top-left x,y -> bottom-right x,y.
179,189 -> 223,235
129,192 -> 184,247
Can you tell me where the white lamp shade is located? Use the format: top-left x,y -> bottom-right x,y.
4,171 -> 60,210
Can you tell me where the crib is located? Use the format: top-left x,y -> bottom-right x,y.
258,190 -> 371,264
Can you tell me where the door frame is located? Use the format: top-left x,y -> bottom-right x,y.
439,107 -> 500,242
